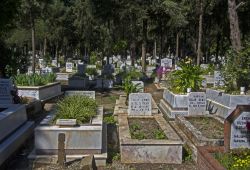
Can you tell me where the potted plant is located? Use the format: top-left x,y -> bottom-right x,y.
14,73 -> 61,100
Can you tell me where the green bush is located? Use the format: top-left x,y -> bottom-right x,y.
54,95 -> 97,124
104,115 -> 116,124
222,44 -> 250,93
153,129 -> 166,139
168,62 -> 203,94
121,76 -> 142,98
85,68 -> 97,76
13,73 -> 56,86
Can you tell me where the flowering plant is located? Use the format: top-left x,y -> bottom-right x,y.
156,66 -> 171,79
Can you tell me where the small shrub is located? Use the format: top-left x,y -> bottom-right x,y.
168,62 -> 203,94
104,115 -> 116,124
183,145 -> 193,162
13,73 -> 56,86
54,95 -> 97,124
130,123 -> 146,140
153,129 -> 166,139
85,68 -> 97,76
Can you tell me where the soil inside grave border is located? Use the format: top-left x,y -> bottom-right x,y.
128,118 -> 167,140
186,116 -> 224,139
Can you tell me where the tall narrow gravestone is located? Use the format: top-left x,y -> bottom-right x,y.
128,93 -> 152,116
224,105 -> 250,150
0,79 -> 13,104
188,92 -> 207,115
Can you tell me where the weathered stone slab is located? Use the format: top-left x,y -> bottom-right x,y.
118,114 -> 183,164
17,82 -> 61,101
128,93 -> 152,116
65,91 -> 95,99
0,104 -> 27,142
163,89 -> 188,108
214,71 -> 224,87
56,119 -> 77,126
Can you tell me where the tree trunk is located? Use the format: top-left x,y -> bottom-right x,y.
197,0 -> 203,65
153,40 -> 157,59
175,32 -> 180,59
228,0 -> 242,51
55,42 -> 58,65
43,36 -> 47,57
141,19 -> 147,72
131,41 -> 136,66
30,12 -> 36,73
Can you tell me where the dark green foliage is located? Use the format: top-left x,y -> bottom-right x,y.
54,95 -> 97,124
222,44 -> 250,93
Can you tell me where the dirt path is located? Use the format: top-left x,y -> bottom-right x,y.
144,83 -> 164,104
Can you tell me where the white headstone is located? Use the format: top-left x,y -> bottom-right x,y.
66,62 -> 73,73
0,79 -> 13,104
39,59 -> 45,68
132,81 -> 144,92
64,91 -> 95,99
128,93 -> 152,116
52,60 -> 57,67
214,71 -> 224,87
161,58 -> 172,68
200,64 -> 208,69
230,111 -> 250,149
188,92 -> 207,115
201,79 -> 207,88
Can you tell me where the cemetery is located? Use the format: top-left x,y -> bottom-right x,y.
0,0 -> 250,169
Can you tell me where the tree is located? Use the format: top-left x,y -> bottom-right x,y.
228,0 -> 242,51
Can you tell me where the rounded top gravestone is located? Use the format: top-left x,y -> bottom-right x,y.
224,105 -> 250,150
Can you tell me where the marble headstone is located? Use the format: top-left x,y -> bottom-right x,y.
128,93 -> 152,116
188,92 -> 206,115
66,62 -> 73,73
214,71 -> 224,87
230,111 -> 250,149
161,58 -> 172,68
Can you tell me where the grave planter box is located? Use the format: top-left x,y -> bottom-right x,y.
197,146 -> 226,170
35,106 -> 104,155
17,82 -> 61,101
68,76 -> 89,89
118,114 -> 183,164
175,115 -> 224,147
0,104 -> 34,165
0,104 -> 28,142
159,89 -> 188,118
95,79 -> 113,89
206,89 -> 250,118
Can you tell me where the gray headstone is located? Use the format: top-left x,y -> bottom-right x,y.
77,64 -> 86,74
0,79 -> 13,104
64,91 -> 95,99
188,92 -> 206,115
230,111 -> 250,149
52,60 -> 57,67
66,62 -> 73,72
214,71 -> 224,87
161,58 -> 172,68
128,93 -> 152,116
